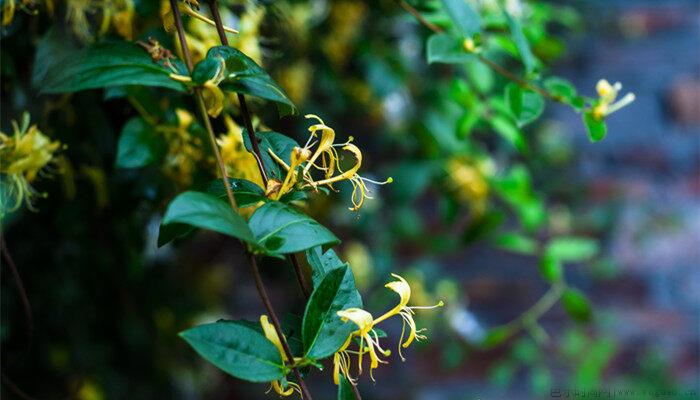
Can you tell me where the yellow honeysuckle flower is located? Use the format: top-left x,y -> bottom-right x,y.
0,113 -> 62,214
333,274 -> 444,385
336,308 -> 391,379
592,79 -> 635,121
268,114 -> 392,210
259,315 -> 301,397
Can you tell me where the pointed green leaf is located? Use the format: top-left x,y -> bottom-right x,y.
207,178 -> 266,208
201,46 -> 297,116
242,130 -> 299,182
179,320 -> 285,382
162,191 -> 256,243
249,202 -> 339,256
561,288 -> 593,322
338,374 -> 357,400
493,232 -> 537,255
538,254 -> 562,283
440,0 -> 481,37
426,33 -> 474,64
505,83 -> 545,126
303,266 -> 362,360
546,237 -> 599,262
306,246 -> 348,288
489,115 -> 528,154
115,117 -> 164,168
35,38 -> 187,93
504,11 -> 536,74
583,111 -> 607,142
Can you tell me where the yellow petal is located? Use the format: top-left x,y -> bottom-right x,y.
260,315 -> 287,362
337,308 -> 374,334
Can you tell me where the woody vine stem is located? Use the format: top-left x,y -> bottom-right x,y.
168,1 -> 313,398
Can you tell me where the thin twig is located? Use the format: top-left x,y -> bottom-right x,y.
1,372 -> 37,400
0,235 -> 34,347
396,0 -> 561,103
169,1 -> 313,398
205,0 -> 311,301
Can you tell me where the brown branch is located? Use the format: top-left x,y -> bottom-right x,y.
169,1 -> 313,398
1,372 -> 37,400
0,235 -> 33,346
205,0 -> 311,301
396,0 -> 561,103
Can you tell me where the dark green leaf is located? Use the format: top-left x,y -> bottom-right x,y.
207,178 -> 266,208
338,374 -> 356,400
538,254 -> 562,283
35,39 -> 187,94
202,46 -> 297,116
505,83 -> 545,126
561,288 -> 592,322
248,202 -> 339,256
162,191 -> 256,244
242,130 -> 299,182
157,223 -> 194,247
426,33 -> 474,64
115,117 -> 164,168
441,0 -> 481,37
305,246 -> 348,288
493,232 -> 537,255
504,11 -> 536,74
179,320 -> 285,382
546,237 -> 599,262
281,314 -> 305,358
583,111 -> 607,142
303,266 -> 362,360
191,55 -> 224,85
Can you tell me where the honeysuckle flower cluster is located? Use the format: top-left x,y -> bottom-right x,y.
0,113 -> 62,215
591,79 -> 636,121
333,274 -> 444,385
267,114 -> 393,211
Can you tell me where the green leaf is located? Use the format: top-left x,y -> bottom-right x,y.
35,39 -> 187,94
426,33 -> 474,64
440,0 -> 481,37
504,11 -> 536,74
162,191 -> 256,244
207,178 -> 266,208
191,55 -> 224,85
248,202 -> 339,256
489,115 -> 528,154
505,83 -> 545,126
543,77 -> 577,104
242,130 -> 299,182
561,288 -> 593,322
115,117 -> 164,168
493,232 -> 537,255
538,254 -> 562,283
481,326 -> 513,349
338,374 -> 356,400
303,266 -> 362,360
179,320 -> 285,382
466,60 -> 494,94
157,223 -> 193,247
306,246 -> 348,288
281,314 -> 305,358
202,46 -> 297,116
583,111 -> 607,142
546,237 -> 598,262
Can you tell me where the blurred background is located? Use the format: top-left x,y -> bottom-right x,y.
1,0 -> 698,399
